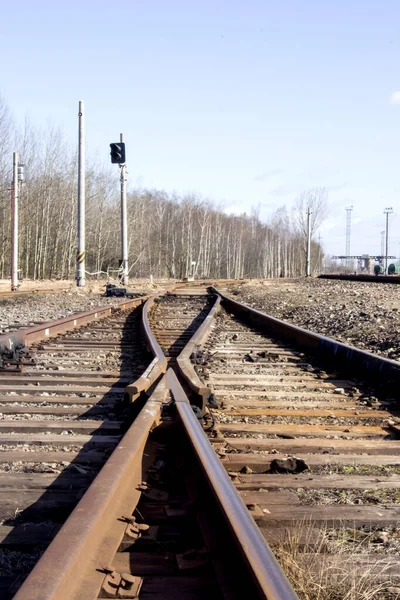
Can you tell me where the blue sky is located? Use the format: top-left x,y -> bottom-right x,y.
1,0 -> 399,257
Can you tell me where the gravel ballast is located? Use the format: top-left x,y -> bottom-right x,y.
0,280 -> 155,334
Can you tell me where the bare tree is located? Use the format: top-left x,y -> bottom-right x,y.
293,187 -> 328,274
293,187 -> 328,238
0,94 -> 325,282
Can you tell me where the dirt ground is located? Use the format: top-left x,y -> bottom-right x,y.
226,278 -> 400,362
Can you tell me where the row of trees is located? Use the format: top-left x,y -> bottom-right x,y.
0,95 -> 327,280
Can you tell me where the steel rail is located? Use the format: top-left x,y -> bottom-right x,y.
167,369 -> 298,600
319,274 -> 400,284
12,376 -> 167,600
12,283 -> 298,600
0,286 -> 73,299
124,287 -> 177,400
176,293 -> 221,410
0,295 -> 150,353
212,287 -> 400,386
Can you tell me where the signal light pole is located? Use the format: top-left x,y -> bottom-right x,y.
110,136 -> 128,286
119,133 -> 128,286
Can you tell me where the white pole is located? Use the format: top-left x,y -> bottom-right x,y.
383,207 -> 393,274
120,133 -> 128,286
385,211 -> 389,274
77,101 -> 85,287
306,207 -> 312,277
11,152 -> 19,291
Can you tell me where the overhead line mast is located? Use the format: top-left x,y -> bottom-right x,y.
383,207 -> 393,274
76,101 -> 85,287
345,205 -> 353,269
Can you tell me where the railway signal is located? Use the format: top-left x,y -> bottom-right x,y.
110,142 -> 126,164
110,135 -> 128,285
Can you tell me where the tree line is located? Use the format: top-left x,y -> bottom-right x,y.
0,95 -> 326,281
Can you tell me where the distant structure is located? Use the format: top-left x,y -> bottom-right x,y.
332,255 -> 396,274
381,231 -> 385,257
345,206 -> 353,269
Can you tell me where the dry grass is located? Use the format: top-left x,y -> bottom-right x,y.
272,520 -> 400,599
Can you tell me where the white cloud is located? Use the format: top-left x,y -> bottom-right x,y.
389,91 -> 400,105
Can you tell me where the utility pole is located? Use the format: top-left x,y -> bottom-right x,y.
345,205 -> 353,270
380,230 -> 385,259
119,133 -> 128,286
318,232 -> 322,273
383,207 -> 393,273
11,153 -> 19,291
76,100 -> 85,287
306,206 -> 312,276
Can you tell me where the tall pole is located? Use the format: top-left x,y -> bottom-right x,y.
120,133 -> 128,286
380,230 -> 385,259
345,205 -> 353,270
11,152 -> 19,291
306,207 -> 312,276
76,101 -> 85,287
318,232 -> 322,273
383,207 -> 393,274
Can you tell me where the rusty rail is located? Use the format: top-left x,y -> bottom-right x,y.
212,287 -> 400,387
319,274 -> 400,284
11,282 -> 299,600
12,377 -> 167,600
167,369 -> 298,600
0,295 -> 150,353
124,288 -> 173,400
0,285 -> 73,299
176,293 -> 221,410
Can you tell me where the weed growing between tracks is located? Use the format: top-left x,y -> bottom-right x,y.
273,520 -> 400,599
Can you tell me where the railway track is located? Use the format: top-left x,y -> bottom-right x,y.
319,274 -> 400,284
5,282 -> 400,599
201,290 -> 400,597
0,286 -> 72,299
0,297 -> 152,598
148,287 -> 212,359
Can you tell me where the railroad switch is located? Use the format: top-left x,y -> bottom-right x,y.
101,568 -> 143,598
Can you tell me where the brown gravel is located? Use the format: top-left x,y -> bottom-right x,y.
226,278 -> 400,361
0,278 -> 160,334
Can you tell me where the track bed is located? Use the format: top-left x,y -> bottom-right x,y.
11,284 -> 400,600
0,305 -> 150,598
198,307 -> 400,596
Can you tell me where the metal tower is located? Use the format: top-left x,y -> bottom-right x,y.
345,206 -> 353,268
380,230 -> 385,258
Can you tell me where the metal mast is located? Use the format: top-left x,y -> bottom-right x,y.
11,153 -> 19,291
345,206 -> 353,269
380,230 -> 385,259
306,206 -> 312,276
383,207 -> 393,273
77,101 -> 85,287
